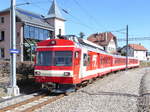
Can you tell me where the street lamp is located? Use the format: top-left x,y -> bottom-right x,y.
7,0 -> 20,96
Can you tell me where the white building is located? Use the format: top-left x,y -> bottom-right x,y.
45,0 -> 66,37
88,32 -> 117,54
121,44 -> 147,61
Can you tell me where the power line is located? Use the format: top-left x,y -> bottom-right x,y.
19,0 -> 97,32
19,0 -> 51,5
31,3 -> 48,12
62,8 -> 128,34
19,0 -> 51,14
117,37 -> 150,41
18,0 -> 131,36
62,8 -> 97,32
108,28 -> 126,34
72,0 -> 107,32
71,0 -> 128,35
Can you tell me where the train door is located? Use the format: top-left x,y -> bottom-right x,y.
79,50 -> 88,80
73,50 -> 81,83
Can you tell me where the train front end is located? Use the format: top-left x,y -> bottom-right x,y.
34,39 -> 80,93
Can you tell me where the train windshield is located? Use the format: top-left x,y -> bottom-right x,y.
37,51 -> 72,66
54,51 -> 72,66
37,51 -> 53,66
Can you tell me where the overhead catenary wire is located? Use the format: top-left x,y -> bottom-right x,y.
18,0 -> 148,39
71,0 -> 144,37
19,0 -> 51,5
19,0 -> 51,12
62,8 -> 98,32
61,8 -> 127,35
72,0 -> 108,32
18,0 -> 126,35
71,0 -> 130,35
117,37 -> 150,41
19,0 -> 96,32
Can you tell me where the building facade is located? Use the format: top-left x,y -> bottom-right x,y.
147,52 -> 150,61
46,0 -> 66,37
120,44 -> 147,61
87,32 -> 117,54
0,0 -> 65,61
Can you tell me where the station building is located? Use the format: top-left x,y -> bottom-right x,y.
0,0 -> 65,61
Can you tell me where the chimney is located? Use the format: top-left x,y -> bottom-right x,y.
105,32 -> 108,41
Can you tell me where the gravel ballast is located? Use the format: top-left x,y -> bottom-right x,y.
35,67 -> 150,112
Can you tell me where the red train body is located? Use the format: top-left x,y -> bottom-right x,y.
34,36 -> 139,92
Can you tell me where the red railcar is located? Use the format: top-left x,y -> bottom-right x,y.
34,36 -> 139,92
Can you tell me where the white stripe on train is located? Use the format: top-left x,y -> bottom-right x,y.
37,45 -> 74,48
80,64 -> 139,78
34,70 -> 74,77
35,64 -> 138,78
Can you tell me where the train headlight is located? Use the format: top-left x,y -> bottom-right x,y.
50,40 -> 56,45
34,71 -> 41,76
64,72 -> 70,76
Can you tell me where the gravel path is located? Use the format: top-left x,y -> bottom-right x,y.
35,67 -> 150,112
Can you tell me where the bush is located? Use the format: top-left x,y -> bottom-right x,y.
0,61 -> 34,79
0,61 -> 10,77
16,61 -> 34,79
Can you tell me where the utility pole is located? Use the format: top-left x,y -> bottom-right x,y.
126,25 -> 128,70
7,0 -> 20,96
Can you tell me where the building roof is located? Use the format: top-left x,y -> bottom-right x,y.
0,8 -> 9,13
87,32 -> 117,47
47,0 -> 65,21
128,44 -> 147,51
0,8 -> 54,31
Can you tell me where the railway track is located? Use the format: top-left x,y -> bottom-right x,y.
0,69 -> 137,112
0,92 -> 65,112
0,80 -> 92,112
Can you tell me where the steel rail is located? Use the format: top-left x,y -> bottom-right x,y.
0,93 -> 47,112
21,94 -> 64,112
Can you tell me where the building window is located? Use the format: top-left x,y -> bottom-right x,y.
29,26 -> 34,38
59,29 -> 62,35
24,25 -> 50,40
0,31 -> 5,41
24,25 -> 29,38
0,48 -> 4,58
39,29 -> 44,40
34,27 -> 39,39
43,30 -> 49,40
0,17 -> 4,23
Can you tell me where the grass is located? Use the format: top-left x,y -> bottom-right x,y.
140,61 -> 150,67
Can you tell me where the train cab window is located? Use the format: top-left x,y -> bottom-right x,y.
75,51 -> 79,58
54,51 -> 72,66
37,51 -> 53,66
37,51 -> 72,66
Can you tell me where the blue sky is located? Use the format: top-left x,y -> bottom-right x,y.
1,0 -> 150,50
